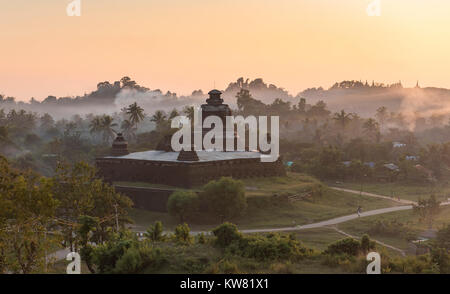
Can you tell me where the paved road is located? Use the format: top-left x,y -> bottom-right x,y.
240,205 -> 414,234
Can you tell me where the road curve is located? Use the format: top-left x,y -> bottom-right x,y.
240,205 -> 414,234
51,188 -> 450,261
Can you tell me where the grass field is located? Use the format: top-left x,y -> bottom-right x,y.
336,206 -> 450,252
335,181 -> 450,202
128,173 -> 399,231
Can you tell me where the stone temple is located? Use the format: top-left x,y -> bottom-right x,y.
96,90 -> 285,188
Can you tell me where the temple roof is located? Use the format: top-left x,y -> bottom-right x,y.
105,150 -> 262,163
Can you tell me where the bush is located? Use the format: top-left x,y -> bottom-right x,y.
167,190 -> 199,223
212,223 -> 243,247
144,221 -> 165,242
114,247 -> 143,274
325,238 -> 361,256
388,255 -> 436,274
436,224 -> 450,250
197,233 -> 207,244
360,234 -> 376,253
91,235 -> 135,273
238,233 -> 312,261
201,177 -> 247,222
173,223 -> 193,245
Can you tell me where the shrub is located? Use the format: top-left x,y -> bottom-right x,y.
325,238 -> 361,256
167,190 -> 199,223
436,224 -> 450,250
197,233 -> 207,244
91,235 -> 135,273
174,223 -> 193,245
360,234 -> 376,253
212,223 -> 243,247
144,221 -> 165,242
114,247 -> 143,274
388,255 -> 436,274
239,233 -> 312,261
201,177 -> 247,222
431,247 -> 450,274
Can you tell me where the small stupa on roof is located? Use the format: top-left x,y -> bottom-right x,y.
111,133 -> 129,156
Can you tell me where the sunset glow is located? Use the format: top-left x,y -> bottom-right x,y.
1,0 -> 450,100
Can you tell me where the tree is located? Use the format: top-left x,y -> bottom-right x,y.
169,109 -> 180,120
200,177 -> 247,222
375,106 -> 388,130
52,162 -> 132,252
121,119 -> 136,141
363,118 -> 380,142
39,113 -> 55,130
310,146 -> 344,180
0,156 -> 58,273
167,191 -> 199,223
333,110 -> 352,131
413,195 -> 441,229
144,221 -> 165,242
100,115 -> 117,144
212,222 -> 242,247
183,106 -> 195,122
436,224 -> 450,250
125,102 -> 145,127
173,223 -> 193,245
235,89 -> 265,115
307,100 -> 330,117
89,116 -> 103,141
297,98 -> 306,114
150,110 -> 168,131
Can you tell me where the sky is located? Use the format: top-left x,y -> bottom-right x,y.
1,0 -> 450,101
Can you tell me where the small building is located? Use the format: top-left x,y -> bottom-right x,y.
393,142 -> 406,148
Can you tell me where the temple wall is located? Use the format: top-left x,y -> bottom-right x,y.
96,157 -> 286,188
115,185 -> 174,212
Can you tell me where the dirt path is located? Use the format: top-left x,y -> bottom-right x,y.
330,187 -> 417,205
330,227 -> 406,256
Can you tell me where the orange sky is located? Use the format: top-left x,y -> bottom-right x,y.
1,0 -> 450,101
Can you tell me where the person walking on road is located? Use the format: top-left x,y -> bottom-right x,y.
357,206 -> 362,217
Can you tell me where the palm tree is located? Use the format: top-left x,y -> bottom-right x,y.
183,106 -> 195,122
333,110 -> 352,130
375,106 -> 388,131
169,109 -> 179,120
125,102 -> 145,127
89,116 -> 103,140
121,119 -> 136,141
150,110 -> 168,131
100,115 -> 117,144
363,118 -> 380,142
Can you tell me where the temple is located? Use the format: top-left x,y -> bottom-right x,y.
96,90 -> 285,188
